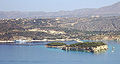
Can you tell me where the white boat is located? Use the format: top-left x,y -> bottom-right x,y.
14,40 -> 26,44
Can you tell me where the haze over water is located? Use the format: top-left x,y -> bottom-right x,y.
0,41 -> 120,64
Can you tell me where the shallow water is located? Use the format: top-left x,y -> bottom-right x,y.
0,41 -> 120,64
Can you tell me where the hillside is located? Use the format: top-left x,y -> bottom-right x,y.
60,16 -> 120,31
0,16 -> 120,40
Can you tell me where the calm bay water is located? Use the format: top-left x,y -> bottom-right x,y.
0,41 -> 120,64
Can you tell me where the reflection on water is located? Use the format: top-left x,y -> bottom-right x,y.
0,40 -> 120,64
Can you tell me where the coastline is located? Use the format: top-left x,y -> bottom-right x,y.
0,39 -> 83,43
0,39 -> 120,43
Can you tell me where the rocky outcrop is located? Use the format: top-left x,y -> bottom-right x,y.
62,45 -> 108,53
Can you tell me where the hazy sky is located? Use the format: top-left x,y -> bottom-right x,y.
0,0 -> 120,12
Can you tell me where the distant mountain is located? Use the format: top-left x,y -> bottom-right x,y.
1,2 -> 120,19
93,2 -> 120,15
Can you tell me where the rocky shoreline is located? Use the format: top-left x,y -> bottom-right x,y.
61,45 -> 108,53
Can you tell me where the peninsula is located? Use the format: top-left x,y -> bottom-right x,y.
45,42 -> 108,53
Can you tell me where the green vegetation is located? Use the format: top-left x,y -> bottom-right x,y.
69,42 -> 106,47
46,42 -> 66,46
47,42 -> 106,47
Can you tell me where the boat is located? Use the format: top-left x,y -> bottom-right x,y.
112,47 -> 115,52
14,40 -> 26,44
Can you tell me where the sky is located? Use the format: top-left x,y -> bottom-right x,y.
0,0 -> 120,12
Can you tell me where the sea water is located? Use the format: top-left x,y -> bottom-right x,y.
0,41 -> 120,64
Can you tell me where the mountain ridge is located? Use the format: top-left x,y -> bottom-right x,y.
0,2 -> 120,19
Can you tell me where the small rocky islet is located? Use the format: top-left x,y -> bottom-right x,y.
45,42 -> 108,53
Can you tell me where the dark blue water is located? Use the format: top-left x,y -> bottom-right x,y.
0,41 -> 120,64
